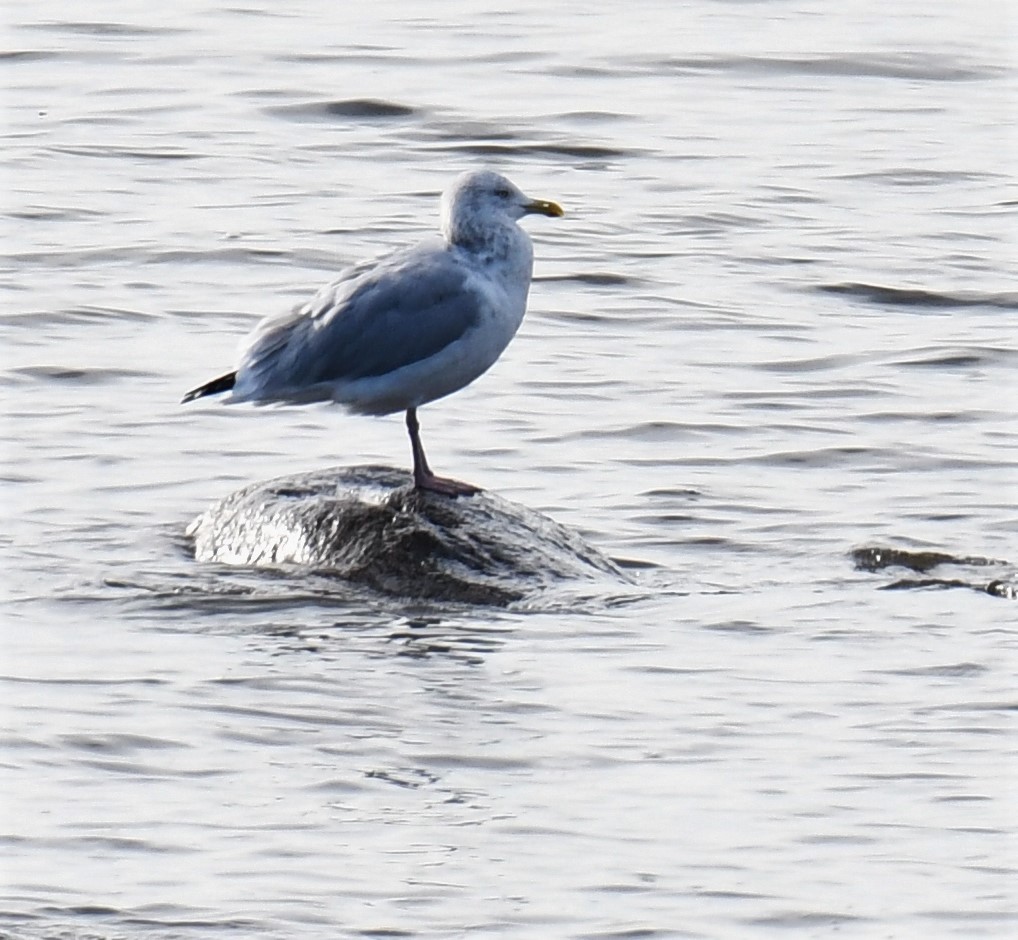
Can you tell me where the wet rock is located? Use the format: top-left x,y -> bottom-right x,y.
851,544 -> 1017,599
186,465 -> 627,605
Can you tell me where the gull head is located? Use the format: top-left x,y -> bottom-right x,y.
441,169 -> 563,251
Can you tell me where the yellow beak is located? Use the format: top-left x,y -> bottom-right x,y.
524,198 -> 564,218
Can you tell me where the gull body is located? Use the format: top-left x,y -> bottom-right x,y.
183,170 -> 563,495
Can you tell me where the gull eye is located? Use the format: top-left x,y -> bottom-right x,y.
495,187 -> 512,199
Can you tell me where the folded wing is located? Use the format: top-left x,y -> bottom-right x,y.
235,243 -> 483,402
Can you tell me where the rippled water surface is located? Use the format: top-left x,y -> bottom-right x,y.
3,1 -> 1016,937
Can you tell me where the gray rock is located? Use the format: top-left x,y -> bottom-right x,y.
186,465 -> 626,605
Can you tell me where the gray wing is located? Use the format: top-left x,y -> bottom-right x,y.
239,242 -> 482,393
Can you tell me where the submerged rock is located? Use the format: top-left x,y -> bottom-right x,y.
186,465 -> 626,605
851,544 -> 1017,599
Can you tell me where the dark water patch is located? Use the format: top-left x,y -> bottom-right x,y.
880,662 -> 988,678
834,168 -> 999,187
277,48 -> 545,67
755,183 -> 825,205
797,833 -> 876,845
584,882 -> 655,896
891,347 -> 1011,369
921,701 -> 1018,715
624,665 -> 724,678
2,305 -> 157,327
853,771 -> 964,782
387,629 -> 502,663
534,307 -> 609,326
582,420 -> 728,443
187,700 -> 366,731
694,889 -> 770,901
858,409 -> 975,425
6,204 -> 106,221
671,211 -> 765,233
705,620 -> 776,635
61,835 -> 190,854
752,353 -> 862,374
48,143 -> 206,161
0,674 -> 167,688
7,365 -> 149,386
145,246 -> 289,266
4,246 -> 154,267
919,909 -> 1018,925
357,929 -> 416,939
22,21 -> 192,37
436,141 -> 632,160
554,110 -> 633,124
745,910 -> 873,929
613,556 -> 666,571
537,308 -> 632,325
749,445 -> 878,468
575,929 -> 677,939
541,271 -> 639,287
30,903 -> 264,934
101,572 -> 391,618
647,53 -> 999,82
635,512 -> 700,526
0,50 -> 62,63
76,757 -> 223,778
547,63 -> 620,79
419,118 -> 524,142
271,38 -> 392,55
46,904 -> 124,918
266,98 -> 419,122
58,732 -> 185,754
819,282 -> 1018,311
447,49 -> 548,66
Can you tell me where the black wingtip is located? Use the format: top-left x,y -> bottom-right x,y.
181,371 -> 237,404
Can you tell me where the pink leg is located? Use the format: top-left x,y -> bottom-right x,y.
405,408 -> 481,497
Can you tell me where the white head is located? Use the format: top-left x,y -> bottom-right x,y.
440,170 -> 563,252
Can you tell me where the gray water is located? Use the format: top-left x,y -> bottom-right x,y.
2,1 -> 1016,937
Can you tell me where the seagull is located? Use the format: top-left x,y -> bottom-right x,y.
182,169 -> 563,496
